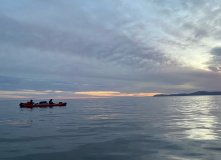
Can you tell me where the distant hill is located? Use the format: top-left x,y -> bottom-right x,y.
153,91 -> 221,97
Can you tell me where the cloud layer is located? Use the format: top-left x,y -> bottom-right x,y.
1,0 -> 221,98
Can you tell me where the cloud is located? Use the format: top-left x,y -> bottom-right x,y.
211,47 -> 221,56
208,47 -> 221,72
0,3 -> 180,84
1,0 -> 221,98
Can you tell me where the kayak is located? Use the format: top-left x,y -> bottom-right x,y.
20,101 -> 67,108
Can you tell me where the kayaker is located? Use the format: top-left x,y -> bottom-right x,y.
49,99 -> 54,104
30,99 -> 34,105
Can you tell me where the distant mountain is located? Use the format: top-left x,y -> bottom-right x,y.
153,91 -> 221,97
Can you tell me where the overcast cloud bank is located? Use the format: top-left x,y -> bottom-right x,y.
1,0 -> 221,98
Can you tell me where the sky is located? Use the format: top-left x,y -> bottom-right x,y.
1,0 -> 221,99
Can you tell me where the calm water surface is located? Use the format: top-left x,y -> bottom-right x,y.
1,96 -> 221,160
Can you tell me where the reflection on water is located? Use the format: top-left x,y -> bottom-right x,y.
1,97 -> 221,160
89,114 -> 122,120
0,119 -> 33,125
166,96 -> 219,140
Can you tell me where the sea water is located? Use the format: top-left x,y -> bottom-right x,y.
0,96 -> 221,160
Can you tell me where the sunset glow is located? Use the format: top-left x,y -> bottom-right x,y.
0,90 -> 162,99
75,91 -> 162,97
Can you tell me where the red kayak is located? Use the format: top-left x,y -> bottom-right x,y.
20,101 -> 67,108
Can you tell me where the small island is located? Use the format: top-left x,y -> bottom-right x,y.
153,91 -> 221,97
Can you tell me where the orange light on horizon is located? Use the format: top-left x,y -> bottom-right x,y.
0,90 -> 163,99
75,91 -> 162,97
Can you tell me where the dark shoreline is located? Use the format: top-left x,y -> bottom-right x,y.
154,91 -> 221,97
